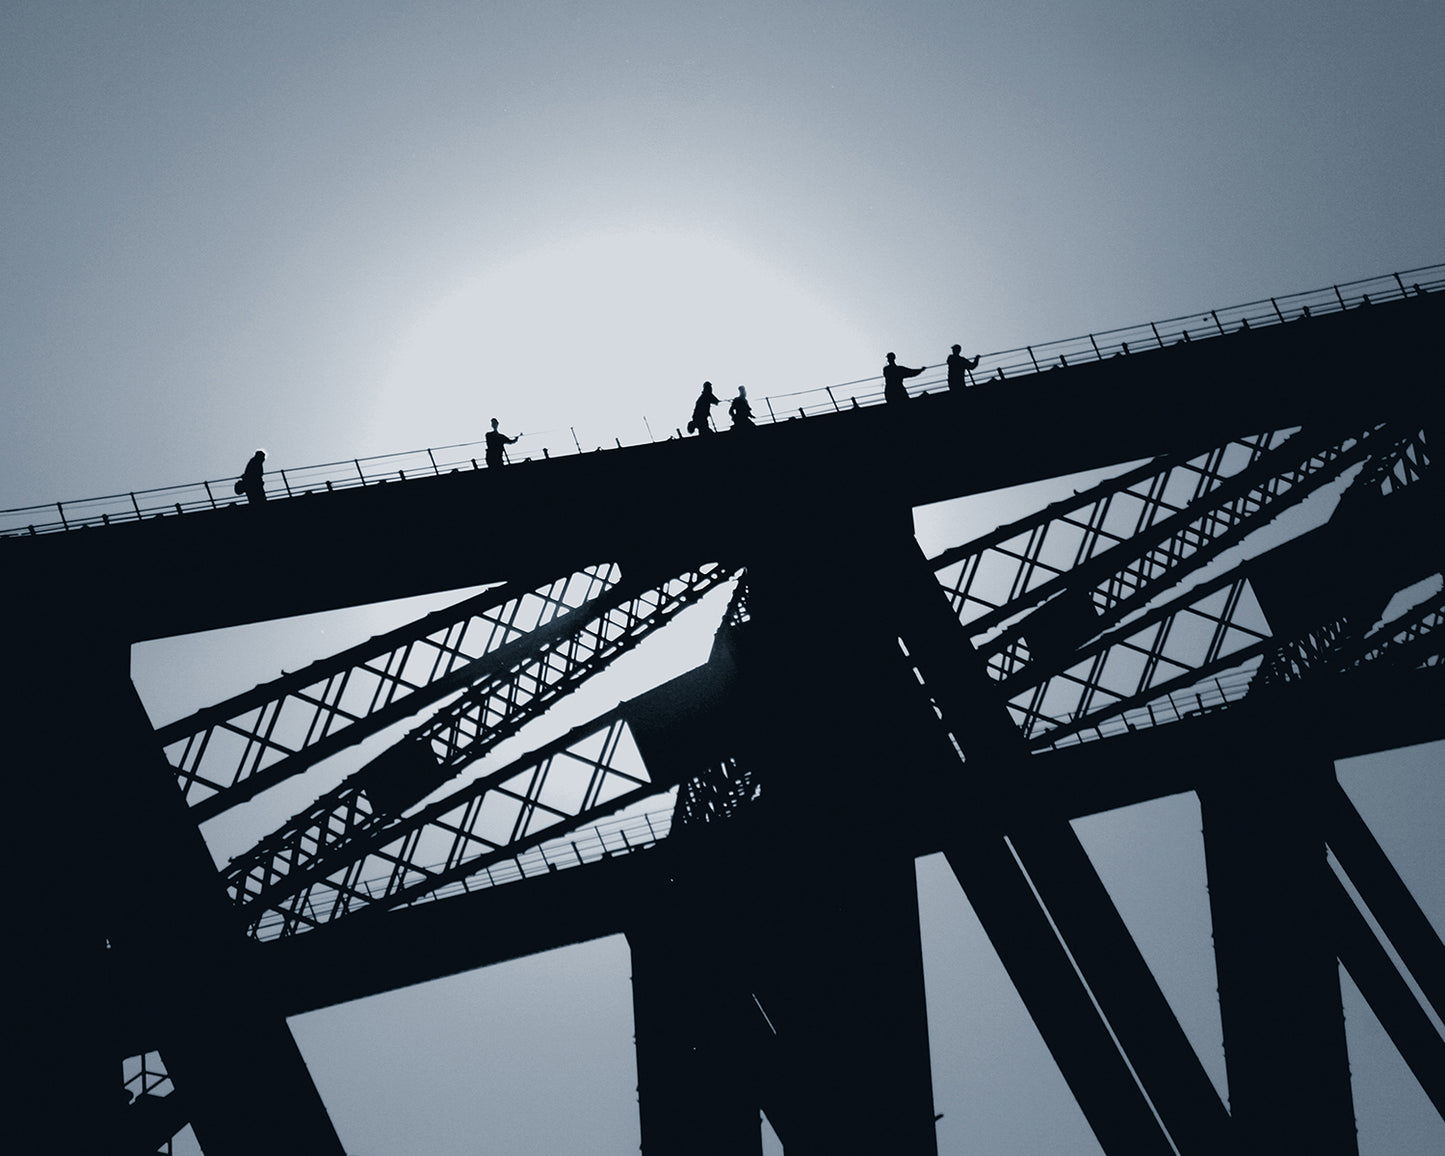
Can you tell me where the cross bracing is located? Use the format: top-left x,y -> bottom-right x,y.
158,564 -> 622,816
247,707 -> 666,939
928,420 -> 1438,748
8,273 -> 1444,1155
222,563 -> 735,916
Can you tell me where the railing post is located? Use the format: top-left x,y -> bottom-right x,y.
426,448 -> 439,475
280,469 -> 293,497
1333,285 -> 1347,310
1271,297 -> 1285,323
1027,345 -> 1040,372
57,502 -> 69,528
354,459 -> 366,485
203,480 -> 217,509
1150,322 -> 1164,348
1088,334 -> 1101,360
826,386 -> 840,411
1211,310 -> 1226,336
129,493 -> 142,520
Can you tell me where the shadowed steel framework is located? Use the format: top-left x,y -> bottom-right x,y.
6,272 -> 1443,1155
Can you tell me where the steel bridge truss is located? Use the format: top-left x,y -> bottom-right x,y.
218,562 -> 736,920
246,705 -> 683,939
158,565 -> 623,817
928,422 -> 1437,748
117,377 -> 1441,1149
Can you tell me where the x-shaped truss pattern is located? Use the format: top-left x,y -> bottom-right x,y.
935,430 -> 1295,633
1258,584 -> 1445,688
247,708 -> 672,939
935,425 -> 1435,749
972,426 -> 1379,685
223,564 -> 735,915
158,565 -> 622,817
1007,570 -> 1274,746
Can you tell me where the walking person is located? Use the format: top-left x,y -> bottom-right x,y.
688,381 -> 721,435
235,449 -> 267,503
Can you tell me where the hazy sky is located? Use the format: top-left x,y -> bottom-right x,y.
7,4 -> 1443,1153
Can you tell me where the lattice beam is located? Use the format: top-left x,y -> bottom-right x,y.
224,564 -> 735,917
159,565 -> 622,817
248,707 -> 675,939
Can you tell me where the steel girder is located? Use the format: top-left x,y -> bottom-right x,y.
245,706 -> 672,938
932,424 -> 1367,654
962,425 -> 1438,748
222,563 -> 735,925
158,565 -> 622,817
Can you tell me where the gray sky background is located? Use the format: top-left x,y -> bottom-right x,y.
5,4 -> 1443,1153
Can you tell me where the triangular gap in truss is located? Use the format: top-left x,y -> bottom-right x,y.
1339,970 -> 1445,1153
913,853 -> 1107,1155
761,1111 -> 784,1155
914,462 -> 1152,549
1069,793 -> 1228,1105
132,587 -> 496,864
132,584 -> 498,728
1368,575 -> 1445,640
1335,742 -> 1445,1023
401,575 -> 738,814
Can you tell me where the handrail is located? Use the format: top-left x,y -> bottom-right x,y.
248,801 -> 676,940
4,262 -> 1441,540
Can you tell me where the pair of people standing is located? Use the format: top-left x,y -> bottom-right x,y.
883,344 -> 980,404
689,381 -> 753,434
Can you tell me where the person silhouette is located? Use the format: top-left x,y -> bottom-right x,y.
882,352 -> 925,404
235,449 -> 267,503
946,344 -> 980,391
728,385 -> 755,430
485,418 -> 519,467
688,381 -> 721,434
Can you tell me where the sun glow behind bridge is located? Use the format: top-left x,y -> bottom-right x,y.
375,229 -> 879,453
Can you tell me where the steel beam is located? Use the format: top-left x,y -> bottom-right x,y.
1327,870 -> 1445,1118
1326,780 -> 1445,1022
1201,758 -> 1358,1155
942,830 -> 1174,1156
1008,821 -> 1234,1154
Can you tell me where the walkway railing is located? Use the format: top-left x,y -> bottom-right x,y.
249,802 -> 676,940
5,263 -> 1441,540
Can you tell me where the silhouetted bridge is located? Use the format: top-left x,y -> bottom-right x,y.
7,266 -> 1444,1155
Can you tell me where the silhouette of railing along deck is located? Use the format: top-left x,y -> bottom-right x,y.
4,263 -> 1439,539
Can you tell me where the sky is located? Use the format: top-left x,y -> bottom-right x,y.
5,3 -> 1444,1153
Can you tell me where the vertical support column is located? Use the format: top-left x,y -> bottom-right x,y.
8,627 -> 118,1152
1201,758 -> 1358,1156
754,843 -> 939,1155
628,885 -> 763,1156
723,508 -> 940,1153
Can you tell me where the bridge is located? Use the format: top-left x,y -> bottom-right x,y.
7,267 -> 1444,1154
